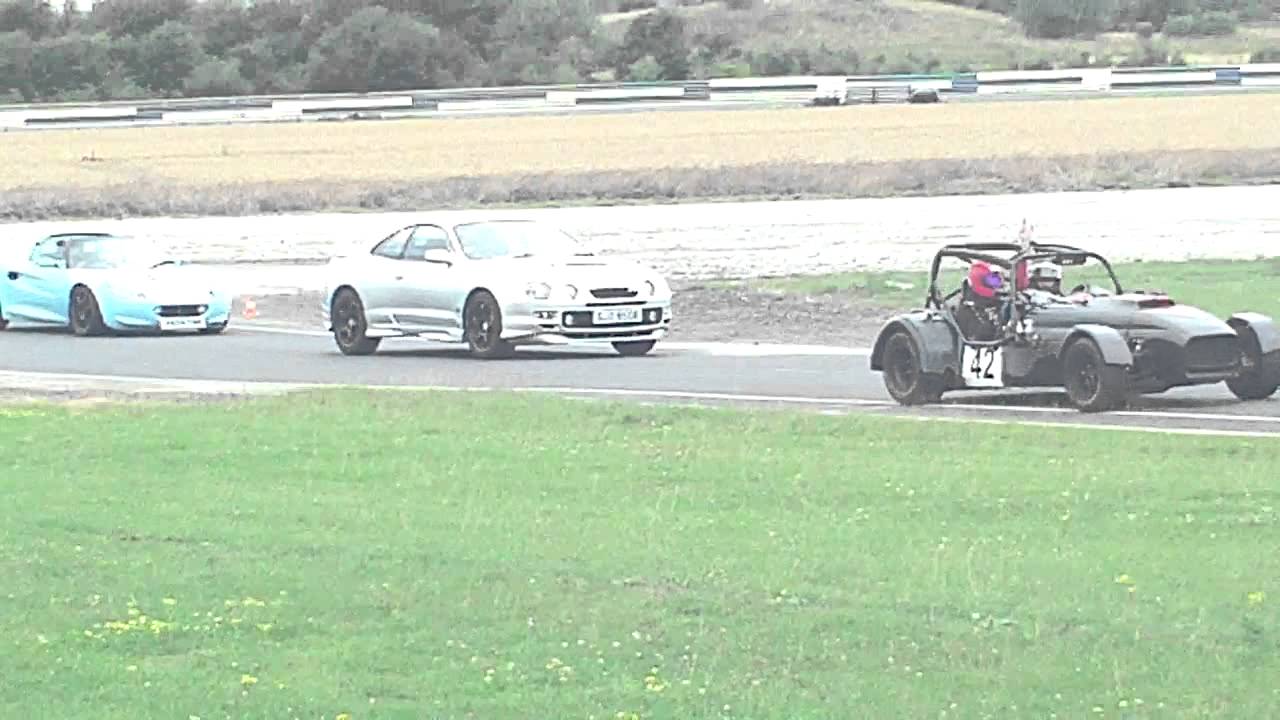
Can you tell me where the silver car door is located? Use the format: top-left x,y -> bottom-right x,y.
394,224 -> 462,332
358,228 -> 413,328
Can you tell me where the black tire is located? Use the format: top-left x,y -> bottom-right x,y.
69,286 -> 108,336
330,288 -> 380,356
1061,337 -> 1129,413
0,299 -> 8,331
463,290 -> 514,359
881,330 -> 945,405
1226,347 -> 1280,401
199,323 -> 227,335
613,340 -> 656,357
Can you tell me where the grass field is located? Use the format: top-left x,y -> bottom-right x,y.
750,257 -> 1280,321
2,389 -> 1278,718
2,93 -> 1279,220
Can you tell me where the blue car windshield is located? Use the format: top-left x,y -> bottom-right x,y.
65,236 -> 162,269
452,221 -> 583,260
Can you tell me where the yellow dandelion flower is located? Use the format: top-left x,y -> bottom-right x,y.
1248,590 -> 1266,605
336,714 -> 351,720
162,598 -> 177,606
240,674 -> 258,686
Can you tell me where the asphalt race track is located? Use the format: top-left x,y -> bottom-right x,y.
3,321 -> 1279,439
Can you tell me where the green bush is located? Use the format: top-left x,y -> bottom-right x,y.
1164,10 -> 1239,35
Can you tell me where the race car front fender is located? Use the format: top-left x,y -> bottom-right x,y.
869,313 -> 961,376
1227,312 -> 1280,356
1062,324 -> 1134,366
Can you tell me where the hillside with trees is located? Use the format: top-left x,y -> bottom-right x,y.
1,0 -> 1278,103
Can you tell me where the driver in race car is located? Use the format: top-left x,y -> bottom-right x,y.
965,261 -> 1014,336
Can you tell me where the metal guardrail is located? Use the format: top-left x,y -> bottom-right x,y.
1,64 -> 1278,131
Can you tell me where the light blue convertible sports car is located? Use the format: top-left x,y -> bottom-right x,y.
0,232 -> 234,336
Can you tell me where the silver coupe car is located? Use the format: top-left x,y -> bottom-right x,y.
319,216 -> 674,358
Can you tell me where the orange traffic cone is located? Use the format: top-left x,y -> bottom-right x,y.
242,297 -> 258,320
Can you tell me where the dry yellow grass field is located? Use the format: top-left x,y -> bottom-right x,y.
3,93 -> 1278,192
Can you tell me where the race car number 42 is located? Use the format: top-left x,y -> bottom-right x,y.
593,307 -> 641,325
961,344 -> 1003,388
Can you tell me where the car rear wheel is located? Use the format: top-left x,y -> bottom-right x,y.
331,288 -> 380,356
1226,347 -> 1280,401
0,299 -> 8,330
1061,337 -> 1128,412
613,340 -> 656,357
69,286 -> 107,336
882,330 -> 944,405
464,290 -> 514,359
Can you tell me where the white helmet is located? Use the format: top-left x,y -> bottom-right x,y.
1029,261 -> 1062,281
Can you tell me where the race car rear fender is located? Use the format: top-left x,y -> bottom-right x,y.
1061,324 -> 1133,366
1227,312 -> 1280,356
869,314 -> 960,376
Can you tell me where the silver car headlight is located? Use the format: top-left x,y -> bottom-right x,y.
525,282 -> 551,300
564,284 -> 578,300
644,280 -> 655,297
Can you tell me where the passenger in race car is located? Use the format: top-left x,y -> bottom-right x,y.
1026,261 -> 1062,295
1016,259 -> 1092,306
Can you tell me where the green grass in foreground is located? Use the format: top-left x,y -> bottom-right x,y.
756,257 -> 1280,318
3,390 -> 1279,718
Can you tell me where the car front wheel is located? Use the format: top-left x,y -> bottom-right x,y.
1061,337 -> 1128,412
331,288 -> 380,356
69,286 -> 108,336
1226,347 -> 1280,401
464,290 -> 514,359
613,340 -> 656,357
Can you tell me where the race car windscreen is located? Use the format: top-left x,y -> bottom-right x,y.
1050,254 -> 1121,295
65,235 -> 162,270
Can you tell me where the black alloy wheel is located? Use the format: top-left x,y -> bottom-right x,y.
464,290 -> 514,359
69,286 -> 107,336
331,288 -> 380,356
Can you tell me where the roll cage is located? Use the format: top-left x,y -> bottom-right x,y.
923,241 -> 1126,345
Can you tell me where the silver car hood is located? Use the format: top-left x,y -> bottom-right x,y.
484,255 -> 659,286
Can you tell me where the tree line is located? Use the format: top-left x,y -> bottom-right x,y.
1,0 -> 1276,104
0,0 -> 699,102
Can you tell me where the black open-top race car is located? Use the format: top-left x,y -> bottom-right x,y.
869,241 -> 1280,412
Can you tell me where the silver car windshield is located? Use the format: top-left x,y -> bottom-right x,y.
65,236 -> 164,269
453,221 -> 584,260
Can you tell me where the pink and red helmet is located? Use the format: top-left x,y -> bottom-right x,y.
968,261 -> 1005,299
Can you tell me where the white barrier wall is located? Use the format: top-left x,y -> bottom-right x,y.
3,64 -> 1277,131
